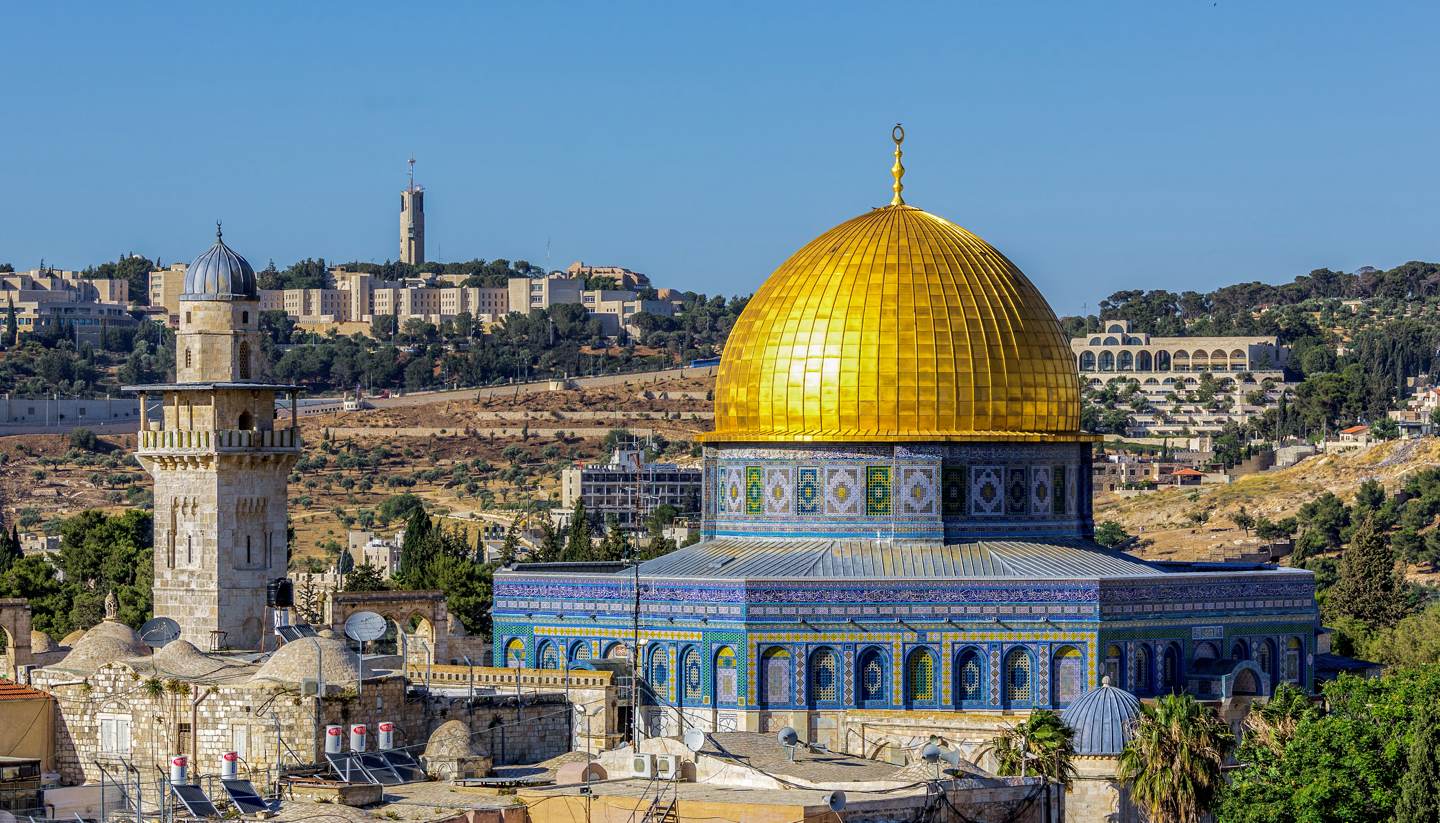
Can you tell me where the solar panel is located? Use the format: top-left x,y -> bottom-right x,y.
171,784 -> 219,819
358,752 -> 403,785
381,750 -> 426,783
276,624 -> 316,643
221,780 -> 271,816
325,752 -> 364,783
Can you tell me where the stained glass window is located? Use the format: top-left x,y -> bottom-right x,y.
761,648 -> 791,707
650,650 -> 669,688
1005,649 -> 1031,705
682,647 -> 702,703
810,648 -> 840,704
1161,646 -> 1178,691
906,648 -> 935,704
1134,645 -> 1151,694
1255,641 -> 1273,677
956,650 -> 983,705
1285,637 -> 1302,683
858,649 -> 886,704
505,638 -> 525,668
1193,641 -> 1218,662
571,641 -> 592,662
715,647 -> 737,705
539,642 -> 559,670
1053,647 -> 1083,708
1103,645 -> 1122,686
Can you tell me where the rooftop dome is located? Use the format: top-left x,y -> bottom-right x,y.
707,130 -> 1082,444
424,719 -> 479,759
52,620 -> 147,673
182,224 -> 257,301
1061,676 -> 1143,756
29,631 -> 54,654
251,634 -> 365,686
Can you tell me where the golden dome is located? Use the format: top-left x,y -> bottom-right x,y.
708,198 -> 1084,443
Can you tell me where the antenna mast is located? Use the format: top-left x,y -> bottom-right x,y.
408,156 -> 416,193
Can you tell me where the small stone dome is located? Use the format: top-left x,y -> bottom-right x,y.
147,640 -> 223,679
424,720 -> 478,759
182,226 -> 257,301
251,635 -> 363,686
1061,676 -> 1143,756
60,629 -> 85,647
29,631 -> 54,653
53,620 -> 147,674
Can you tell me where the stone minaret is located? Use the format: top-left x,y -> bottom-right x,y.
129,227 -> 300,651
400,157 -> 425,265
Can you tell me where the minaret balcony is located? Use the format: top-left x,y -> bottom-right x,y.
138,427 -> 300,454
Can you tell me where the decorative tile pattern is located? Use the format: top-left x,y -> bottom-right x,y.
989,647 -> 1002,705
825,467 -> 863,515
941,465 -> 966,517
745,466 -> 763,515
866,466 -> 892,517
899,466 -> 938,516
796,467 -> 821,515
723,467 -> 745,514
764,467 -> 794,515
1007,468 -> 1028,515
971,466 -> 1003,515
1030,466 -> 1052,514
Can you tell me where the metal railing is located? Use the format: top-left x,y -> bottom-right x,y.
138,428 -> 298,451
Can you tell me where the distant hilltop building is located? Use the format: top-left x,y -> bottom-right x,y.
560,444 -> 702,531
1,269 -> 135,343
1071,320 -> 1297,437
400,157 -> 425,265
566,261 -> 650,289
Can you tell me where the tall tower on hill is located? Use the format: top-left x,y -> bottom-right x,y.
127,226 -> 301,650
400,157 -> 425,265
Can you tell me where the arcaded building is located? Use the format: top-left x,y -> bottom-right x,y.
492,132 -> 1318,755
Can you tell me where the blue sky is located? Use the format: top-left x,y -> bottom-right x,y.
2,3 -> 1437,313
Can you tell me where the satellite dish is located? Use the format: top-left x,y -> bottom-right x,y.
139,617 -> 181,648
822,791 -> 846,812
777,727 -> 799,747
939,748 -> 964,768
920,743 -> 942,763
683,729 -> 705,752
343,611 -> 387,643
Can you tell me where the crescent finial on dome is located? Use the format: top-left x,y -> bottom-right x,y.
890,123 -> 906,206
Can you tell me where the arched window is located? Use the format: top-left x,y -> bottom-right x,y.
1107,323 -> 1124,334
1089,337 -> 1101,345
760,647 -> 792,707
1052,646 -> 1084,708
856,648 -> 888,707
955,649 -> 985,708
538,641 -> 559,670
1004,648 -> 1033,707
1193,641 -> 1218,663
714,646 -> 738,706
1103,336 -> 1119,346
905,648 -> 937,707
649,647 -> 670,693
504,638 -> 525,668
238,411 -> 253,431
1134,645 -> 1151,696
1137,350 -> 1153,371
1285,637 -> 1303,684
809,647 -> 840,706
1161,644 -> 1180,693
1118,351 -> 1134,370
1099,351 -> 1115,371
1079,351 -> 1096,371
1156,351 -> 1171,371
1231,639 -> 1249,661
603,641 -> 630,660
682,646 -> 702,704
1103,644 -> 1123,686
1255,640 -> 1275,681
569,641 -> 592,663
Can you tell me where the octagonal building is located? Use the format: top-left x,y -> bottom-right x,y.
491,132 -> 1316,750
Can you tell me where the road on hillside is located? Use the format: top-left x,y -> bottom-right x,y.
364,365 -> 716,409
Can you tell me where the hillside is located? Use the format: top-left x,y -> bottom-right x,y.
1098,438 -> 1440,568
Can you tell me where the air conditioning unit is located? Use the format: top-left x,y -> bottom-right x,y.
631,754 -> 655,779
654,754 -> 680,780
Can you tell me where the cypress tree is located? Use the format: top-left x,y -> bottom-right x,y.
499,520 -> 521,566
1332,515 -> 1407,627
1398,708 -> 1440,823
4,297 -> 16,346
563,500 -> 592,561
396,504 -> 436,587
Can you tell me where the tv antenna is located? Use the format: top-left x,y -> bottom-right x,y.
407,156 -> 416,193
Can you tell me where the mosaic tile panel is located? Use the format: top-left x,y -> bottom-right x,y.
764,467 -> 794,515
1052,463 -> 1067,515
989,647 -> 1002,705
825,467 -> 863,515
941,465 -> 966,517
1007,468 -> 1028,515
866,466 -> 892,517
745,466 -> 763,515
1030,466 -> 1052,514
796,467 -> 821,515
899,466 -> 938,516
971,466 -> 1003,516
722,467 -> 745,514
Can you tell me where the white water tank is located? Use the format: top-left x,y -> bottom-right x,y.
169,756 -> 188,785
220,751 -> 238,780
350,724 -> 368,752
325,725 -> 345,754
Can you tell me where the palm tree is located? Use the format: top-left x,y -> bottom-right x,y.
983,710 -> 1078,787
1118,693 -> 1235,823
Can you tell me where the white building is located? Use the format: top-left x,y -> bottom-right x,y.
560,446 -> 701,530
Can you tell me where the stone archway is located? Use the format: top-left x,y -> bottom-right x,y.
0,599 -> 35,680
327,591 -> 449,664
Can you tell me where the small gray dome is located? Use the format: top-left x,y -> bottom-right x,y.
182,225 -> 257,301
1061,677 -> 1142,756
